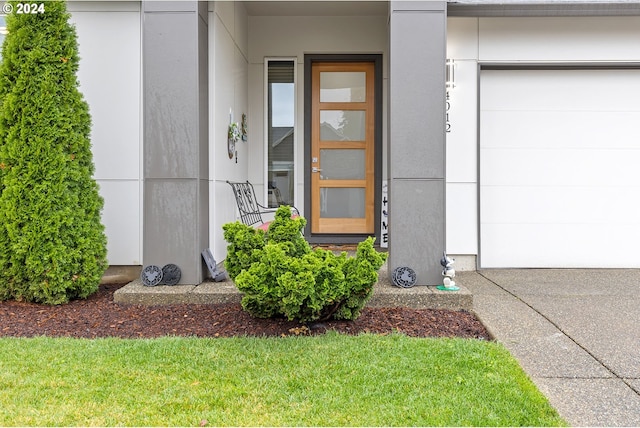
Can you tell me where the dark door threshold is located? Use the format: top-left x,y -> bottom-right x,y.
305,233 -> 378,245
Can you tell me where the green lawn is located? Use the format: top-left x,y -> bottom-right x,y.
0,334 -> 565,426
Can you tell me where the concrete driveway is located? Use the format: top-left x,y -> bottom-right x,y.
458,269 -> 640,427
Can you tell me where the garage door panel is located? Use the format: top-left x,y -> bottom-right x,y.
482,111 -> 640,150
480,68 -> 640,268
481,148 -> 640,187
482,223 -> 640,268
482,223 -> 590,268
482,69 -> 640,112
482,186 -> 640,225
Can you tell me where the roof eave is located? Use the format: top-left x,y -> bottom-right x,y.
448,1 -> 640,17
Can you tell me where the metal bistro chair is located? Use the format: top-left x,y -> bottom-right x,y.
226,180 -> 299,231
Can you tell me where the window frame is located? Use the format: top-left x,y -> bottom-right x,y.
264,57 -> 297,209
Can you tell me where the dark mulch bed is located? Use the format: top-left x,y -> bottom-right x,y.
0,283 -> 491,340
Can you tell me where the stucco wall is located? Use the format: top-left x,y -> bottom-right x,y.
70,1 -> 142,266
69,5 -> 640,268
209,1 -> 248,261
445,16 -> 640,262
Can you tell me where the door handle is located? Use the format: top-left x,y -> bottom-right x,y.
312,167 -> 323,173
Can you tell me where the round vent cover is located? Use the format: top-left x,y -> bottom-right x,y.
392,266 -> 417,288
141,265 -> 163,287
161,264 -> 181,286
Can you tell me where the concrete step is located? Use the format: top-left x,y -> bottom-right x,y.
113,262 -> 473,311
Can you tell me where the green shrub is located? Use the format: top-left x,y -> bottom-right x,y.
223,206 -> 387,323
0,1 -> 108,304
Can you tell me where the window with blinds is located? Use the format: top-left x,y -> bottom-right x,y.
267,60 -> 295,208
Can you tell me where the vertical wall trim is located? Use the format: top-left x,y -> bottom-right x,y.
139,6 -> 145,266
142,1 -> 209,284
476,62 -> 482,269
388,1 -> 447,285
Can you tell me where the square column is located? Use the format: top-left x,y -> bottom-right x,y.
142,1 -> 209,284
388,1 -> 446,285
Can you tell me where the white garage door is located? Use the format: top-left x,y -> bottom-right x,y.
480,69 -> 640,268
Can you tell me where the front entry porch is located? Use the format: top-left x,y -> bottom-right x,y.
111,255 -> 472,311
140,1 -> 447,287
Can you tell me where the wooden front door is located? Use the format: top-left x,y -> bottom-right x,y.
310,61 -> 375,234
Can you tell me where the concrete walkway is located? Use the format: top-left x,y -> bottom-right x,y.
457,269 -> 640,427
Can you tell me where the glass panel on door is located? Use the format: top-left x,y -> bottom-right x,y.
319,110 -> 366,141
320,72 -> 366,102
320,188 -> 365,218
319,149 -> 365,180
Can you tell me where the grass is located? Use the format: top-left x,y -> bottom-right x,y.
0,334 -> 566,427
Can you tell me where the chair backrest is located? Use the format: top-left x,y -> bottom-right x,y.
226,181 -> 264,226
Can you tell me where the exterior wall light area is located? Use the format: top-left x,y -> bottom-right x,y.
446,59 -> 455,89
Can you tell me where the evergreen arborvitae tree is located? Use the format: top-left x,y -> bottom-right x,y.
0,0 -> 107,304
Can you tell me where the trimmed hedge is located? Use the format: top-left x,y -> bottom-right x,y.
0,1 -> 108,304
223,206 -> 387,323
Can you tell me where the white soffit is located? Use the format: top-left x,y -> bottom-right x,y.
243,1 -> 388,16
